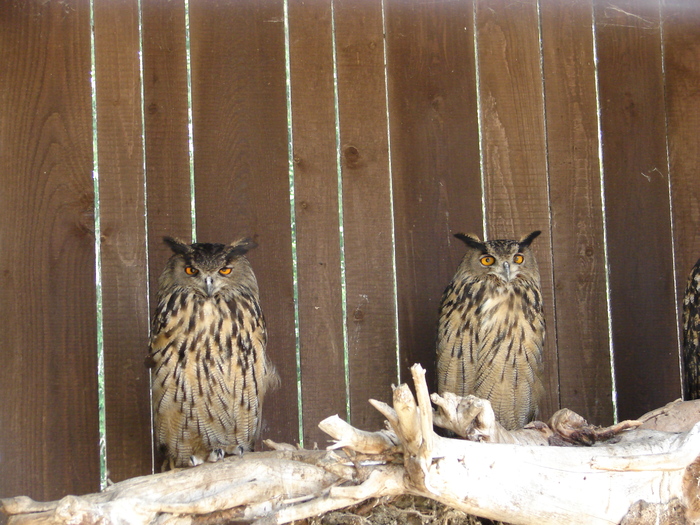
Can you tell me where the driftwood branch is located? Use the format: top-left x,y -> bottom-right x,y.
3,365 -> 700,524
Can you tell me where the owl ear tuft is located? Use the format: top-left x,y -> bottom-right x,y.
454,233 -> 486,252
519,230 -> 542,249
226,237 -> 258,259
163,237 -> 193,255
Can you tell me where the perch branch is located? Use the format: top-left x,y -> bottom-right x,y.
4,366 -> 700,525
317,414 -> 399,454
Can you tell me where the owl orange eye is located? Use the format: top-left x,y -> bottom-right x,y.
480,255 -> 496,266
513,254 -> 524,264
219,267 -> 232,276
184,266 -> 199,276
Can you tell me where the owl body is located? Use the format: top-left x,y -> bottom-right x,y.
149,237 -> 278,468
437,231 -> 545,430
683,257 -> 700,400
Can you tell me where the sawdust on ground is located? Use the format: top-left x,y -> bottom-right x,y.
300,495 -> 505,525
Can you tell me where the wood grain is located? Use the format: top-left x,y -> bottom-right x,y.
475,0 -> 559,420
595,0 -> 681,419
93,0 -> 152,482
333,0 -> 399,430
385,0 -> 483,393
662,0 -> 700,349
287,0 -> 348,446
188,0 -> 300,444
0,0 -> 100,499
142,0 -> 195,284
540,0 -> 613,425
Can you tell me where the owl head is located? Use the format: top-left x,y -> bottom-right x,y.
454,231 -> 541,283
159,237 -> 259,298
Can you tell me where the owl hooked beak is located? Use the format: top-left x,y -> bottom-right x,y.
205,276 -> 214,296
501,261 -> 511,281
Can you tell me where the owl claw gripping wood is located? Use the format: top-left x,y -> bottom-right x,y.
437,231 -> 545,431
148,237 -> 279,469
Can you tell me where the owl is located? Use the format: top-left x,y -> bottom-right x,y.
683,257 -> 700,400
148,237 -> 279,468
436,231 -> 545,430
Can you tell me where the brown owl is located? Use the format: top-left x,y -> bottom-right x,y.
683,257 -> 700,400
149,237 -> 279,468
437,231 -> 545,430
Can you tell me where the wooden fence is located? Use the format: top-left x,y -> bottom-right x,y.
1,0 -> 699,504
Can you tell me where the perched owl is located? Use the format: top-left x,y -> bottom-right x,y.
683,257 -> 700,400
437,231 -> 545,430
148,237 -> 278,468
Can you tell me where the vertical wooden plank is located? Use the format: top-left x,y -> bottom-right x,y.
384,0 -> 483,391
93,0 -> 151,481
475,0 -> 559,420
662,0 -> 700,346
0,0 -> 100,499
142,0 -> 194,285
287,1 -> 348,446
141,0 -> 192,472
540,0 -> 613,425
188,0 -> 299,444
334,0 -> 398,429
596,0 -> 680,419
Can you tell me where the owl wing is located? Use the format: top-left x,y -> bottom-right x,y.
436,280 -> 478,397
472,283 -> 545,430
223,291 -> 272,451
684,259 -> 700,400
148,291 -> 206,465
473,316 -> 545,430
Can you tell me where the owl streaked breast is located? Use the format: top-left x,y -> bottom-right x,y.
436,231 -> 545,430
149,237 -> 278,468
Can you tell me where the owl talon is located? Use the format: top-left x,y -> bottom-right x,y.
188,455 -> 204,467
207,449 -> 225,462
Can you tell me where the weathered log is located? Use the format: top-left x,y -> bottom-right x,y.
0,449 -> 395,525
3,364 -> 700,525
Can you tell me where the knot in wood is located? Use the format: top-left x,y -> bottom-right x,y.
343,145 -> 361,168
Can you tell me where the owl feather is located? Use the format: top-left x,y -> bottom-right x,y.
149,237 -> 278,468
437,231 -> 545,430
683,258 -> 700,400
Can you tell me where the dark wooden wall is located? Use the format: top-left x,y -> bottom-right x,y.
1,0 -> 699,502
